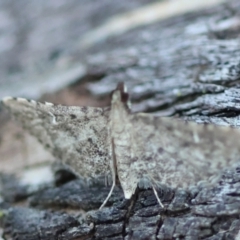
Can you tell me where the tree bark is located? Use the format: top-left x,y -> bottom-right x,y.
1,0 -> 240,239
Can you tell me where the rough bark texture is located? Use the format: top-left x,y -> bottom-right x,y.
1,0 -> 240,239
0,0 -> 157,99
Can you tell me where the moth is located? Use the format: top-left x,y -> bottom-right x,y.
2,83 -> 240,209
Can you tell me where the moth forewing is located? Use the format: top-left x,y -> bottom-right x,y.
2,97 -> 111,180
130,113 -> 240,190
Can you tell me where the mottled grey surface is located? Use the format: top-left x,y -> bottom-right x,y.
2,170 -> 240,239
1,0 -> 240,239
85,0 -> 240,118
3,84 -> 240,212
0,0 -> 157,99
2,97 -> 111,180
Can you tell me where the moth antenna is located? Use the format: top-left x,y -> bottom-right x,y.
112,82 -> 131,110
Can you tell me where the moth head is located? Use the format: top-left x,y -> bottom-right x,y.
111,82 -> 131,110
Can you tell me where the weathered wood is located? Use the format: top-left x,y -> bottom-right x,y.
0,0 -> 155,99
1,0 -> 240,239
85,1 -> 240,124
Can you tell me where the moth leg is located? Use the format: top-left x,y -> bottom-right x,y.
151,183 -> 164,208
99,176 -> 116,209
99,138 -> 118,209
